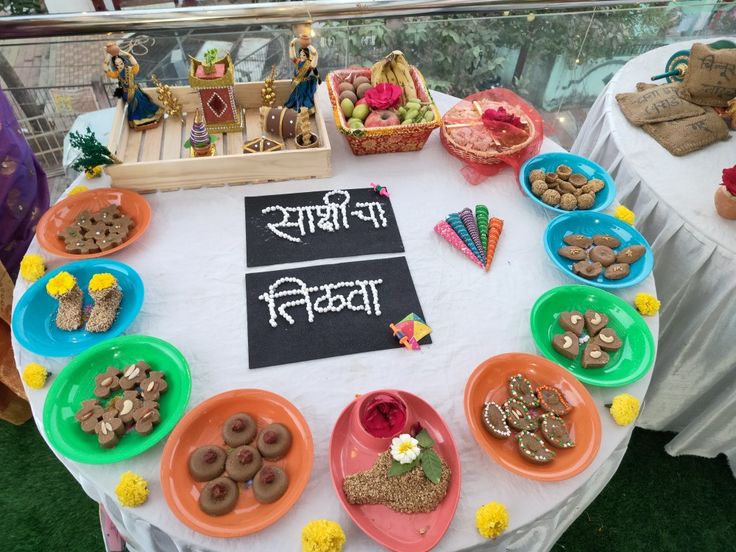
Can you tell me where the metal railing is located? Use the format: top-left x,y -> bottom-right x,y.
0,0 -> 698,38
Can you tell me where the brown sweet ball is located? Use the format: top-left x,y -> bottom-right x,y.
356,82 -> 372,99
587,178 -> 605,193
338,82 -> 355,94
577,192 -> 596,209
339,90 -> 357,104
353,75 -> 370,88
556,165 -> 573,180
541,189 -> 561,206
529,169 -> 546,184
559,193 -> 578,211
531,180 -> 548,197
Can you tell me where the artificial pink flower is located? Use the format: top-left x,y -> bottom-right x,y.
360,393 -> 407,438
482,107 -> 523,129
723,165 -> 736,196
364,83 -> 403,110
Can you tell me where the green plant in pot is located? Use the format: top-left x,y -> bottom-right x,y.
202,48 -> 219,75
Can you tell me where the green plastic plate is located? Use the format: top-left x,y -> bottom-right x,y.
530,285 -> 655,387
43,335 -> 191,464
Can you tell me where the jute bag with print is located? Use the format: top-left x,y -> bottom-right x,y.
678,42 -> 736,107
642,107 -> 730,156
617,82 -> 704,125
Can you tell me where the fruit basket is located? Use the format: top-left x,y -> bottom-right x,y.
326,65 -> 441,155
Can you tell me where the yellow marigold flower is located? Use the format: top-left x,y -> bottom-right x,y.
88,273 -> 117,292
475,501 -> 509,539
609,393 -> 640,426
115,472 -> 149,507
301,520 -> 346,552
46,271 -> 77,297
19,254 -> 46,282
84,166 -> 103,179
22,363 -> 49,389
68,184 -> 89,195
613,205 -> 635,225
634,293 -> 660,316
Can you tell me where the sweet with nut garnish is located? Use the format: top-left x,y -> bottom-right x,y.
189,446 -> 227,482
222,413 -> 257,447
481,401 -> 512,439
199,477 -> 239,516
256,423 -> 293,459
252,465 -> 290,504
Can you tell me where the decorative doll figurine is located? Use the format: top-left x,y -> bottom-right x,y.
284,25 -> 320,112
103,43 -> 163,131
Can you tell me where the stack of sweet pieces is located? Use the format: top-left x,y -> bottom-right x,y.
552,309 -> 623,368
558,233 -> 645,281
528,166 -> 604,210
481,373 -> 574,465
188,413 -> 293,516
434,205 -> 503,271
74,362 -> 166,448
59,205 -> 134,254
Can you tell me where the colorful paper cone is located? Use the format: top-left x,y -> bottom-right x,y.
485,217 -> 504,271
435,220 -> 484,268
476,205 -> 489,253
460,208 -> 486,265
446,213 -> 484,264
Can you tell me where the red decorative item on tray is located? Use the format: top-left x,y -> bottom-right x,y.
441,88 -> 544,185
327,67 -> 441,155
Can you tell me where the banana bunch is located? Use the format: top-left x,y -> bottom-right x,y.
370,50 -> 418,104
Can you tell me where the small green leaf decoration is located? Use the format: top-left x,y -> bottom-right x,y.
420,449 -> 442,484
388,458 -> 418,478
416,429 -> 434,449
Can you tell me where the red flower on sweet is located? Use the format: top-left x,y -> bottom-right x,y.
482,107 -> 523,129
364,83 -> 403,110
723,165 -> 736,196
360,393 -> 407,438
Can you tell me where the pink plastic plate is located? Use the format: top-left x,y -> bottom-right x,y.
329,389 -> 461,552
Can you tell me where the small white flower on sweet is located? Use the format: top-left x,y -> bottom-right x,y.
390,433 -> 421,464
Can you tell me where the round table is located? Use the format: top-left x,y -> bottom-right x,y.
13,89 -> 658,551
572,38 -> 735,477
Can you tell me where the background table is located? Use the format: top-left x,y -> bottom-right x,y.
13,89 -> 658,551
572,38 -> 735,477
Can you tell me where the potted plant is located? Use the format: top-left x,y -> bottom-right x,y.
202,48 -> 219,75
714,164 -> 736,220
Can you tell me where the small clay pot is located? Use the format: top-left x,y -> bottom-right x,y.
192,143 -> 213,157
714,185 -> 736,220
295,133 -> 319,149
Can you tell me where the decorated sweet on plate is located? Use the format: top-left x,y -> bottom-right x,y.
529,166 -> 603,210
46,271 -> 84,331
504,398 -> 537,431
253,465 -> 289,504
507,374 -> 539,407
189,446 -> 227,482
75,361 -> 167,448
256,422 -> 293,459
557,232 -> 646,281
537,385 -> 573,416
550,309 -> 623,369
223,413 -> 257,447
539,414 -> 575,449
86,273 -> 122,333
516,431 -> 556,464
199,477 -> 239,516
225,445 -> 262,482
481,401 -> 511,439
342,428 -> 451,514
58,204 -> 134,255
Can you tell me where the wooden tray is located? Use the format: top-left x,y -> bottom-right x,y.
105,79 -> 331,192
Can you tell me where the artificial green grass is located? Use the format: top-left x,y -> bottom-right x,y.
0,422 -> 733,551
554,428 -> 736,552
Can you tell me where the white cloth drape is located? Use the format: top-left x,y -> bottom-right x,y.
572,39 -> 736,477
12,89 -> 658,551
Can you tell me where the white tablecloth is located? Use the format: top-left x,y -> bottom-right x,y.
13,89 -> 658,551
572,39 -> 736,477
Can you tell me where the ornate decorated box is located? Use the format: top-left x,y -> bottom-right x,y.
188,53 -> 242,133
105,79 -> 331,192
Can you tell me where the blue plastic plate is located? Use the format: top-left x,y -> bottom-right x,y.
12,259 -> 144,357
519,152 -> 616,215
544,211 -> 654,290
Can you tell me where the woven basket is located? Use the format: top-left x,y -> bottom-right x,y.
440,100 -> 536,165
326,66 -> 441,155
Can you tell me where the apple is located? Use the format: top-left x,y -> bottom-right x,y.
352,103 -> 370,121
365,110 -> 400,128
